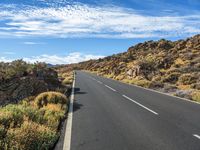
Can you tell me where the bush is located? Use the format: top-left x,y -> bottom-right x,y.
162,72 -> 181,84
62,77 -> 73,85
191,83 -> 200,90
178,74 -> 197,85
6,121 -> 58,150
0,92 -> 67,149
0,105 -> 24,128
191,91 -> 200,102
134,79 -> 151,88
124,78 -> 151,88
35,92 -> 68,108
42,104 -> 65,129
149,81 -> 164,89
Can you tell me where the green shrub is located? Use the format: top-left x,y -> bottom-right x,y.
0,105 -> 24,128
42,104 -> 65,129
35,92 -> 68,108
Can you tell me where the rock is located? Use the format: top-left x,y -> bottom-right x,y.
127,65 -> 140,78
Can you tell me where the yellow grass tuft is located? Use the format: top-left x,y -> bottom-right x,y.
34,91 -> 68,108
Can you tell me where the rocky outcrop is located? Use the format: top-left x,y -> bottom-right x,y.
127,65 -> 140,78
0,64 -> 61,106
0,77 -> 48,105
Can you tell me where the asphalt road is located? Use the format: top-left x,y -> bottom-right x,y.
68,71 -> 200,150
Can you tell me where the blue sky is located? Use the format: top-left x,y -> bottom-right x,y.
0,0 -> 200,64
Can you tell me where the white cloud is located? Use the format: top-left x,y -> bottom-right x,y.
0,57 -> 13,62
0,52 -> 104,64
0,3 -> 199,38
23,42 -> 46,45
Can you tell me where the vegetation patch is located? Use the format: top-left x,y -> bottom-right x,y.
0,91 -> 68,149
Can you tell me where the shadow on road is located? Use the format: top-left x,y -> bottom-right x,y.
73,100 -> 83,112
74,87 -> 87,95
73,87 -> 85,112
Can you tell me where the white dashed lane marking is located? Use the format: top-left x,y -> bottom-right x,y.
122,95 -> 158,115
105,84 -> 117,92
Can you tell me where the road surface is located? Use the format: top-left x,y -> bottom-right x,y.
65,71 -> 200,150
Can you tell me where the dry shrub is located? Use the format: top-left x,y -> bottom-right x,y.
0,105 -> 24,129
178,74 -> 197,85
0,91 -> 68,149
192,91 -> 200,102
6,121 -> 58,150
62,77 -> 73,85
35,92 -> 68,108
123,78 -> 151,88
162,72 -> 181,84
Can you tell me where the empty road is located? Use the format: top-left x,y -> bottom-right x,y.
65,71 -> 200,150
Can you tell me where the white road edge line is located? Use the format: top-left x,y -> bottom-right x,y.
193,134 -> 200,140
105,84 -> 117,92
97,80 -> 103,84
122,95 -> 158,115
63,72 -> 76,150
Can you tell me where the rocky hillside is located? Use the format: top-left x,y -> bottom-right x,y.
0,60 -> 62,105
68,34 -> 200,101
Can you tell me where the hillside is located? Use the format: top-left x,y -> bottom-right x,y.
0,60 -> 63,106
68,34 -> 200,101
0,60 -> 74,149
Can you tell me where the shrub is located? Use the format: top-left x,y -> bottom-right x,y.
124,78 -> 151,88
191,91 -> 200,102
149,81 -> 164,89
42,104 -> 65,129
162,72 -> 181,84
0,91 -> 68,149
134,79 -> 151,88
35,92 -> 68,108
21,106 -> 45,124
115,75 -> 125,80
0,105 -> 24,128
6,121 -> 58,150
191,83 -> 200,90
178,74 -> 197,85
62,77 -> 73,85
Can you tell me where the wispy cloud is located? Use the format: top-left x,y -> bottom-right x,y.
0,3 -> 199,38
23,42 -> 46,45
2,51 -> 15,55
0,52 -> 104,64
